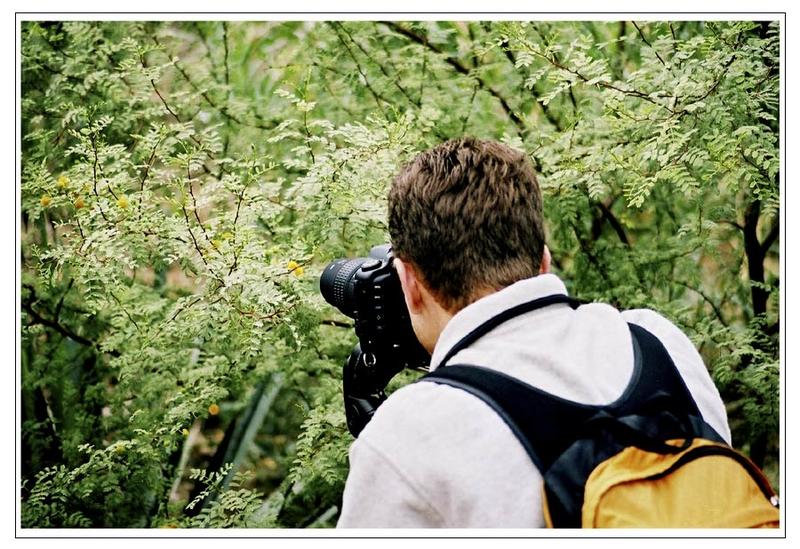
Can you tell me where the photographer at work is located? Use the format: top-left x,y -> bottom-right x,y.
328,138 -> 777,528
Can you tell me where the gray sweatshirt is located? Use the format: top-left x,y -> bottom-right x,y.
337,273 -> 731,528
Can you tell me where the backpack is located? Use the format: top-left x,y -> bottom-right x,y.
421,294 -> 780,528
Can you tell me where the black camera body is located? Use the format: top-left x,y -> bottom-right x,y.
320,244 -> 430,436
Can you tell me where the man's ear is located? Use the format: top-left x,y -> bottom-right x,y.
540,245 -> 551,274
394,257 -> 424,314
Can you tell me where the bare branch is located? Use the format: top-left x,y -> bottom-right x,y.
337,22 -> 420,108
379,21 -> 527,135
632,21 -> 667,67
761,218 -> 779,254
89,133 -> 109,222
23,299 -> 118,356
596,199 -> 631,246
329,23 -> 389,119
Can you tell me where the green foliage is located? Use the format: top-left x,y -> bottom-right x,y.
180,466 -> 263,528
20,20 -> 779,528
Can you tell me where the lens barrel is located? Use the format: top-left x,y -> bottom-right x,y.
319,257 -> 369,318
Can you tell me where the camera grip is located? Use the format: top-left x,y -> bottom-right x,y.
342,344 -> 391,437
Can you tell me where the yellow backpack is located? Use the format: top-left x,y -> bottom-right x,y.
574,437 -> 779,528
423,295 -> 780,528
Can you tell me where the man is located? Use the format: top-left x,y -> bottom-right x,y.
336,137 -> 731,528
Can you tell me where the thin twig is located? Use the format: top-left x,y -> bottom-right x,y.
500,45 -> 563,131
379,21 -> 527,135
153,35 -> 276,132
674,53 -> 737,119
321,319 -> 353,329
329,23 -> 389,119
674,280 -> 727,326
139,46 -> 217,171
460,84 -> 479,134
54,279 -> 75,324
75,216 -> 85,239
221,22 -> 232,159
222,22 -> 231,89
23,299 -> 119,356
138,132 -> 165,220
89,133 -> 109,222
761,219 -> 779,254
227,165 -> 252,276
337,22 -> 420,107
140,133 -> 165,193
632,21 -> 667,67
181,201 -> 223,284
142,49 -> 183,123
109,291 -> 142,332
595,199 -> 630,246
186,161 -> 213,245
537,47 -> 674,113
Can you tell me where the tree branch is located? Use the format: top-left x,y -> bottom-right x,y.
152,36 -> 277,132
329,23 -> 389,119
379,21 -> 527,135
89,133 -> 110,222
595,198 -> 630,246
761,218 -> 779,254
53,279 -> 75,324
321,319 -> 353,329
23,299 -> 118,356
632,21 -> 667,67
499,44 -> 564,131
743,200 -> 768,318
336,22 -> 420,108
674,279 -> 727,326
675,53 -> 737,118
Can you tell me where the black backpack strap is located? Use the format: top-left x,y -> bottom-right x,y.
421,322 -> 724,476
419,364 -> 599,472
611,324 -> 724,444
422,321 -> 725,527
541,324 -> 725,526
436,294 -> 581,369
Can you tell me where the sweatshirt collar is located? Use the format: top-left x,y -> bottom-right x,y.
429,273 -> 569,372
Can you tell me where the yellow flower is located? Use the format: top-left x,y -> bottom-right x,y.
211,239 -> 222,249
221,232 -> 234,240
40,195 -> 52,207
57,175 -> 69,189
287,260 -> 304,277
117,196 -> 129,209
74,197 -> 85,209
208,403 -> 220,416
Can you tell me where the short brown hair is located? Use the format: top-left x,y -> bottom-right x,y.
388,137 -> 545,312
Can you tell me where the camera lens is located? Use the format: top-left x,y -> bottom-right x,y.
319,257 -> 370,318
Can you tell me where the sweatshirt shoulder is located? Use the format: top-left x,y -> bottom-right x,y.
357,376 -> 516,460
360,378 -> 487,438
621,308 -> 691,341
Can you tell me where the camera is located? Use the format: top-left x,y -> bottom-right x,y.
320,244 -> 430,436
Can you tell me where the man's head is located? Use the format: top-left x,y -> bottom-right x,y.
388,137 -> 549,352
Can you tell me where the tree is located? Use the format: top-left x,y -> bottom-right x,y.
20,19 -> 779,528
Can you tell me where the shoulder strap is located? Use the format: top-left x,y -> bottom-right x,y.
421,363 -> 599,471
421,322 -> 725,474
436,294 -> 581,369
